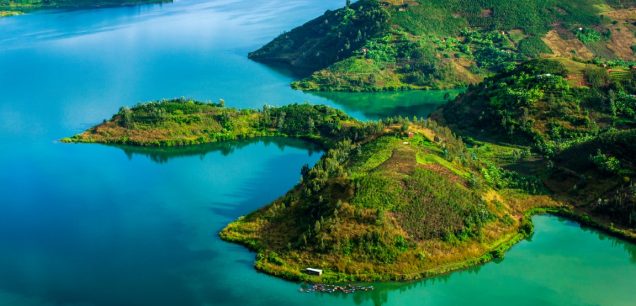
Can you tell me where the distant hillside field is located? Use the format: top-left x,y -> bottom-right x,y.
250,0 -> 636,92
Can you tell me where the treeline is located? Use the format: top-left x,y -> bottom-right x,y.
544,128 -> 636,228
249,0 -> 389,72
441,59 -> 636,155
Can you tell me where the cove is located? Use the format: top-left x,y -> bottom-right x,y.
0,0 -> 635,305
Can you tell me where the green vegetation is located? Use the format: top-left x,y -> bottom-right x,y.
0,0 -> 169,15
436,58 -> 636,233
63,99 -> 366,147
67,90 -> 636,282
248,0 -> 389,73
575,28 -> 602,44
548,129 -> 636,229
251,0 -> 635,92
68,100 -> 567,282
220,122 -> 542,282
437,59 -> 636,155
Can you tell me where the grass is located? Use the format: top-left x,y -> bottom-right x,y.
251,0 -> 634,92
68,97 -> 636,283
62,99 -> 361,148
437,58 -> 636,156
217,124 -> 565,282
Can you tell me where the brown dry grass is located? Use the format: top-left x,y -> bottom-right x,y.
542,30 -> 594,60
451,57 -> 484,84
605,8 -> 636,60
377,146 -> 417,174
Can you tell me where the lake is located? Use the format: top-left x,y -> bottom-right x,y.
0,1 -> 635,305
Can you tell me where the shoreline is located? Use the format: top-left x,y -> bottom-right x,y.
63,100 -> 636,285
220,205 -> 636,284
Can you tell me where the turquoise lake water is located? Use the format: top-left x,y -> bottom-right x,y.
0,1 -> 635,305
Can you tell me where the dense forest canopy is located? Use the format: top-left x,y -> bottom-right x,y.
250,0 -> 636,92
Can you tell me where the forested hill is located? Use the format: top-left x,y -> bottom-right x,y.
435,58 -> 636,154
250,0 -> 636,91
66,98 -> 636,282
434,58 -> 636,233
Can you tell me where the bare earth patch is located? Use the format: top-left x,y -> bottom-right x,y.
605,8 -> 636,60
543,30 -> 594,60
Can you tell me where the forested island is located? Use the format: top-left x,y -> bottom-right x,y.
65,58 -> 636,282
250,0 -> 635,92
0,0 -> 169,16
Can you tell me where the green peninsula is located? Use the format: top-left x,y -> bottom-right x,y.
66,60 -> 636,281
250,0 -> 636,92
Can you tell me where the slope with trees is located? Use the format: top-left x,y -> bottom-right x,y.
66,98 -> 636,283
250,0 -> 636,92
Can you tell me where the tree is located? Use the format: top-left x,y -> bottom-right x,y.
590,149 -> 621,175
307,117 -> 315,133
277,112 -> 286,130
119,106 -> 133,128
301,164 -> 311,179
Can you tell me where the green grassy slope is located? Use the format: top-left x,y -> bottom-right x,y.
67,98 -> 636,282
251,0 -> 636,92
68,100 -> 567,282
220,122 -> 548,282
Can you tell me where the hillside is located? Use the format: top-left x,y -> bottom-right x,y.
66,99 -> 636,283
220,123 -> 556,282
435,58 -> 636,154
435,58 -> 636,233
547,129 -> 636,229
250,0 -> 636,92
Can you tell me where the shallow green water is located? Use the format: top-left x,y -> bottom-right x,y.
0,1 -> 635,305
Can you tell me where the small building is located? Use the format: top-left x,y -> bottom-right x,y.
304,268 -> 323,276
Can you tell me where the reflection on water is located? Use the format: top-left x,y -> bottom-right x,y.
309,89 -> 463,120
115,137 -> 322,164
577,219 -> 636,264
2,0 -> 636,305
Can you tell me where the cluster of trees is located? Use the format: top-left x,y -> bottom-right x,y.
480,164 -> 545,194
442,59 -> 635,156
249,0 -> 389,72
593,183 -> 636,229
590,149 -> 622,175
114,98 -> 229,130
584,66 -> 636,121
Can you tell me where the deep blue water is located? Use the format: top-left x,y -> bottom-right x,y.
1,1 -> 635,305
